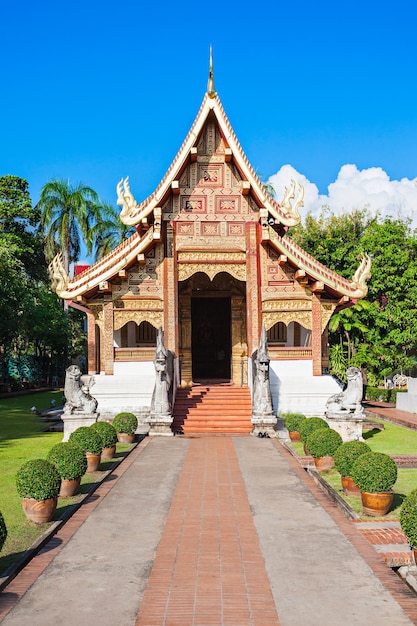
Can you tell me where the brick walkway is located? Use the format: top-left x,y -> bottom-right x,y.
354,521 -> 413,567
0,439 -> 152,622
135,437 -> 279,626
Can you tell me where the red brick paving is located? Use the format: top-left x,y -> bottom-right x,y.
135,437 -> 280,626
354,521 -> 413,566
2,408 -> 417,625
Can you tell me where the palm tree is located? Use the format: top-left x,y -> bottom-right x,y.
91,204 -> 136,261
329,300 -> 370,363
37,179 -> 102,274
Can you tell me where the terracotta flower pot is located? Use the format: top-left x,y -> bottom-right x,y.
22,497 -> 58,524
313,456 -> 335,471
289,431 -> 301,442
117,433 -> 135,444
361,490 -> 394,516
86,452 -> 101,473
59,477 -> 81,497
341,475 -> 361,496
101,445 -> 116,461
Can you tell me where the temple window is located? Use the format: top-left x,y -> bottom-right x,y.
267,322 -> 287,344
136,321 -> 157,345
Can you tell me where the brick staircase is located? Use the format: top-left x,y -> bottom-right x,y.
171,385 -> 253,435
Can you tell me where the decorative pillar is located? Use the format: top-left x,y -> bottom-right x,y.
103,296 -> 114,375
164,223 -> 178,354
87,311 -> 96,374
311,293 -> 322,376
231,295 -> 247,386
245,223 -> 262,357
178,294 -> 192,386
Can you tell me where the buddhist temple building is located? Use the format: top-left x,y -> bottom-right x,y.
50,53 -> 370,429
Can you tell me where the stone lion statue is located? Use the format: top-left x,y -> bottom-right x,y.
63,365 -> 98,415
326,367 -> 363,415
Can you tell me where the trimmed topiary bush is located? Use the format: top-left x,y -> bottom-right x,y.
91,421 -> 117,448
305,428 -> 343,459
299,417 -> 329,443
0,512 -> 7,551
69,426 -> 103,455
283,413 -> 306,433
350,452 -> 398,493
400,488 -> 417,548
112,412 -> 138,435
47,442 -> 88,480
334,440 -> 371,477
16,459 -> 61,500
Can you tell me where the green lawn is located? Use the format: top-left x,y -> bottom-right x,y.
323,468 -> 417,520
363,420 -> 417,454
0,391 -> 131,575
287,419 -> 417,520
291,420 -> 417,521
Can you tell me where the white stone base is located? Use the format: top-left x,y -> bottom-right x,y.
251,415 -> 277,437
146,414 -> 174,436
89,362 -> 155,424
325,410 -> 365,442
270,360 -> 343,417
62,413 -> 99,442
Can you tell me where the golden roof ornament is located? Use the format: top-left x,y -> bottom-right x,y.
117,176 -> 138,222
207,46 -> 216,98
48,253 -> 70,297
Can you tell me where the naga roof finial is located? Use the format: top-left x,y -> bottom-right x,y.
207,45 -> 216,98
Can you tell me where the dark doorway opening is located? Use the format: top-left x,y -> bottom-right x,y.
192,297 -> 231,381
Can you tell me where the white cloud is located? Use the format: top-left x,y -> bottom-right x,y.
268,164 -> 417,228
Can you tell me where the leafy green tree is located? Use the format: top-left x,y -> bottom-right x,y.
289,208 -> 417,384
291,207 -> 372,278
359,218 -> 417,379
0,176 -> 87,384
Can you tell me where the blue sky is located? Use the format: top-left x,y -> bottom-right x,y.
2,0 -> 417,242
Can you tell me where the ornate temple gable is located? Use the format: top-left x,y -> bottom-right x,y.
261,226 -> 371,300
48,227 -> 158,300
116,93 -> 300,229
110,248 -> 164,299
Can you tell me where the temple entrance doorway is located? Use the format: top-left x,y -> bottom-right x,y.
178,272 -> 247,387
191,297 -> 231,382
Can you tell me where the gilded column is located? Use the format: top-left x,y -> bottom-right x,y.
164,223 -> 178,354
178,295 -> 192,386
245,223 -> 262,357
311,293 -> 322,376
103,296 -> 114,375
231,296 -> 247,386
87,310 -> 96,374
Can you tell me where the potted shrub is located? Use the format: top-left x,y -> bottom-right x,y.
91,421 -> 118,460
112,412 -> 138,443
305,428 -> 342,470
16,459 -> 61,524
47,442 -> 88,497
333,440 -> 371,495
283,413 -> 306,442
350,451 -> 398,516
0,512 -> 7,551
69,426 -> 103,472
299,417 -> 329,453
400,488 -> 417,564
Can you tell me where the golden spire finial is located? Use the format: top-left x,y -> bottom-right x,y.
207,45 -> 216,98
